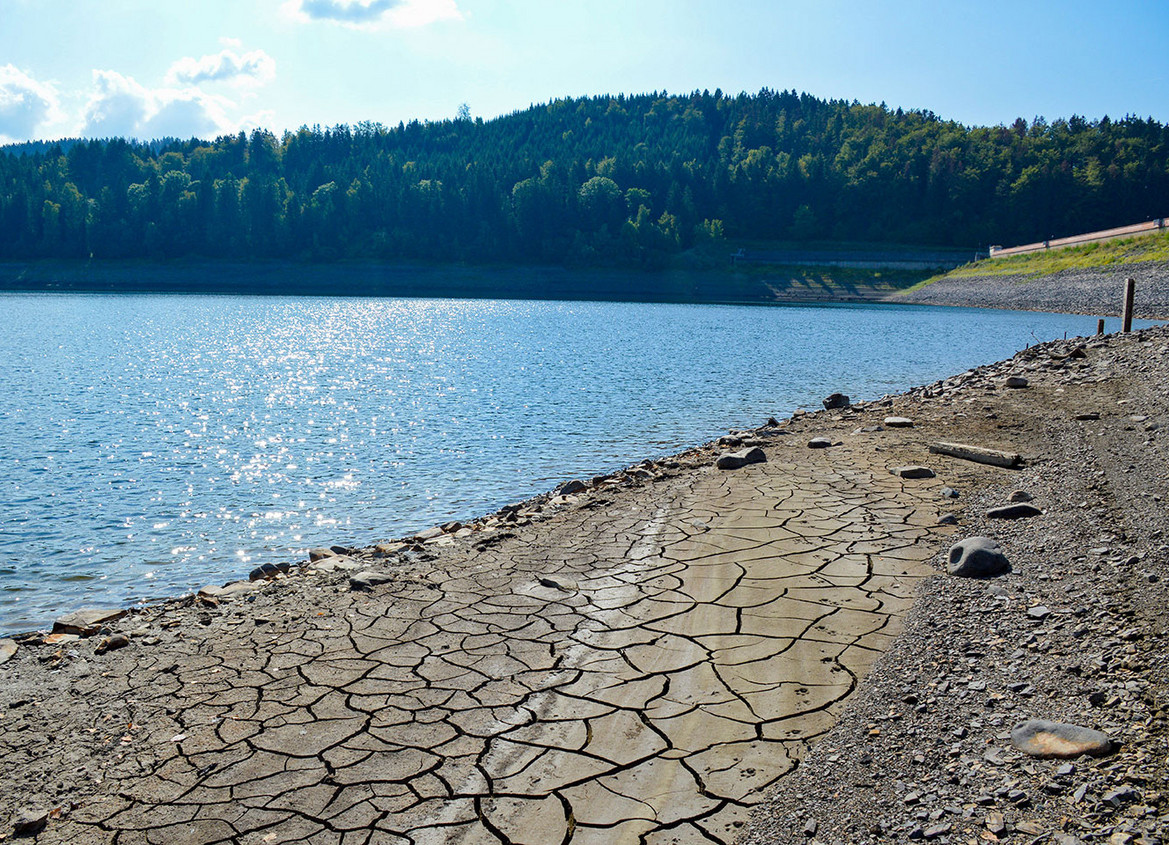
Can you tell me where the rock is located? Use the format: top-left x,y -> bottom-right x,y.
11,806 -> 48,836
822,393 -> 850,410
538,576 -> 577,592
890,466 -> 935,479
440,521 -> 463,533
558,479 -> 587,496
52,608 -> 128,637
0,638 -> 16,665
308,547 -> 334,561
415,526 -> 444,541
1010,719 -> 1115,758
1008,490 -> 1033,502
987,503 -> 1043,519
716,447 -> 766,469
940,487 -> 959,499
1004,376 -> 1029,388
198,580 -> 262,600
718,435 -> 743,447
1027,605 -> 1051,620
884,416 -> 914,428
249,562 -> 290,581
308,555 -> 363,573
349,570 -> 393,591
947,537 -> 1010,578
1075,412 -> 1101,421
937,514 -> 958,525
95,634 -> 131,655
765,416 -> 779,427
806,437 -> 833,449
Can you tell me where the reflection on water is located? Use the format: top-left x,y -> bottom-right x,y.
0,292 -> 1153,631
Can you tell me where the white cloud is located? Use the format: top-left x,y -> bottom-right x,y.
81,70 -> 237,140
165,47 -> 276,87
283,0 -> 461,29
0,64 -> 64,143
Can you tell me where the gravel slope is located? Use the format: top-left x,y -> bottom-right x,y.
896,262 -> 1169,319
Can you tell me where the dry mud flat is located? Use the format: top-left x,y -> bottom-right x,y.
1,325 -> 1167,845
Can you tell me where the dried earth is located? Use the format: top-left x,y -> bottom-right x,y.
1,325 -> 1167,845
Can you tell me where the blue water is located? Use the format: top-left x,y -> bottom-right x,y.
0,293 -> 1156,632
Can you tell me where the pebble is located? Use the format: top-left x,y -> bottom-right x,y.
947,537 -> 1010,578
1010,719 -> 1115,759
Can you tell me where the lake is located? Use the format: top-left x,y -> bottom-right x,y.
0,293 -> 1154,632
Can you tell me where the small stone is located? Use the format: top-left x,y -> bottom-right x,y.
415,526 -> 444,541
1017,821 -> 1045,835
198,580 -> 262,599
891,466 -> 935,479
806,437 -> 833,449
349,571 -> 393,591
987,503 -> 1042,519
1075,412 -> 1100,421
923,822 -> 951,840
716,446 -> 767,469
884,416 -> 914,428
940,487 -> 959,499
308,547 -> 334,561
52,608 -> 128,637
1026,605 -> 1051,620
1010,719 -> 1115,758
985,812 -> 1006,835
558,479 -> 587,496
1008,490 -> 1033,502
537,576 -> 577,592
0,638 -> 16,665
822,393 -> 850,410
948,537 -> 1010,578
94,634 -> 131,655
249,562 -> 290,582
11,807 -> 48,836
1004,376 -> 1029,388
803,818 -> 818,837
937,514 -> 958,525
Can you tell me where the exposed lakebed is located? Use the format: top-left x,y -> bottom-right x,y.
0,292 -> 1157,632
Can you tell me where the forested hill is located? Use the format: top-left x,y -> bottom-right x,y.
1,89 -> 1166,268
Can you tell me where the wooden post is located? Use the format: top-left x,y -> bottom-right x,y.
1122,277 -> 1135,332
1097,318 -> 1105,335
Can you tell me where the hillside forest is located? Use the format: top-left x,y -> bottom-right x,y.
1,89 -> 1166,268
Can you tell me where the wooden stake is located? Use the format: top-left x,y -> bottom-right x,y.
1097,318 -> 1105,335
1122,277 -> 1135,332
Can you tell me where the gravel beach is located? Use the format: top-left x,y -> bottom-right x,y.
0,320 -> 1166,844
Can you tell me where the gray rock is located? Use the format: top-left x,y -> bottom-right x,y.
716,447 -> 767,469
1004,376 -> 1029,388
308,547 -> 334,561
11,807 -> 48,836
0,638 -> 16,665
987,503 -> 1043,519
822,393 -> 850,410
947,537 -> 1010,578
940,487 -> 959,499
1027,605 -> 1051,620
1010,719 -> 1115,758
1075,412 -> 1101,421
558,479 -> 587,496
937,514 -> 958,525
249,562 -> 290,582
415,526 -> 444,541
891,466 -> 935,479
884,416 -> 914,428
95,634 -> 131,655
806,437 -> 833,449
198,581 -> 262,600
52,608 -> 128,637
718,435 -> 743,447
1008,490 -> 1033,502
349,570 -> 393,591
308,555 -> 363,573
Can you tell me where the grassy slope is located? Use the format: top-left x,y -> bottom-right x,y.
910,230 -> 1169,291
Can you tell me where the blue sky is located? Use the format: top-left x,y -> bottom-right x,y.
1,0 -> 1166,144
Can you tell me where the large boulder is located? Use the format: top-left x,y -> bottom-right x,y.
947,537 -> 1010,578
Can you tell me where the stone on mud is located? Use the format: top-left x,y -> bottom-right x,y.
716,447 -> 766,469
52,608 -> 128,637
891,466 -> 935,479
1010,719 -> 1114,759
806,437 -> 833,449
947,537 -> 1010,578
987,503 -> 1043,520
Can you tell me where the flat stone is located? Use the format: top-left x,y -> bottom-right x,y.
1008,490 -> 1033,502
1004,376 -> 1029,388
52,608 -> 128,637
308,547 -> 334,561
937,514 -> 958,525
11,806 -> 48,836
415,526 -> 444,541
198,580 -> 262,599
948,537 -> 1010,578
1010,719 -> 1114,758
1075,412 -> 1100,421
308,555 -> 363,573
350,570 -> 394,591
987,503 -> 1042,519
891,466 -> 935,479
1027,605 -> 1051,620
884,416 -> 914,428
0,638 -> 16,665
558,479 -> 587,495
806,437 -> 833,449
716,447 -> 766,469
822,392 -> 850,410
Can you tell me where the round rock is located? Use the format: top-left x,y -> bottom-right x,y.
1010,719 -> 1114,758
947,537 -> 1010,578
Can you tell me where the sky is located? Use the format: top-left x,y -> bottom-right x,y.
1,0 -> 1167,145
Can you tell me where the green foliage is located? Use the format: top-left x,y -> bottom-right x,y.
0,90 -> 1166,267
940,230 -> 1169,280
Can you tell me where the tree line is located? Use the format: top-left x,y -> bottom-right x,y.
1,89 -> 1166,267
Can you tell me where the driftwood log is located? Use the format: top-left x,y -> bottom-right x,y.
928,441 -> 1023,468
